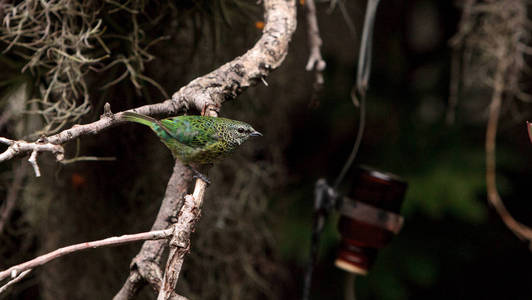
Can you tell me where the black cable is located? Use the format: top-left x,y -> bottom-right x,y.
333,0 -> 380,191
302,180 -> 336,300
302,1 -> 382,299
333,92 -> 365,190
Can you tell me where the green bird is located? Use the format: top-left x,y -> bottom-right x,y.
121,112 -> 262,180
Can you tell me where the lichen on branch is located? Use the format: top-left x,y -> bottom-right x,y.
1,0 -> 297,299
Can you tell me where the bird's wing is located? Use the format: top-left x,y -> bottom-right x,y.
159,117 -> 220,149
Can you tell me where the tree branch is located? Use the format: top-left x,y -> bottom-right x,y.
486,57 -> 532,247
304,0 -> 326,85
113,161 -> 193,300
0,228 -> 174,284
0,269 -> 31,295
157,180 -> 207,300
0,137 -> 64,177
0,0 -> 296,175
1,0 -> 297,297
115,0 -> 296,298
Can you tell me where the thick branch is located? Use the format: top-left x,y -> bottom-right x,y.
1,0 -> 296,297
113,161 -> 192,300
157,180 -> 207,300
0,0 -> 296,176
114,0 -> 296,298
171,0 -> 297,114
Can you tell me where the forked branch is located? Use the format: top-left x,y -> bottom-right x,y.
0,228 -> 174,284
0,0 -> 297,298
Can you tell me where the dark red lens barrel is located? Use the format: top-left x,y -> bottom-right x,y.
335,166 -> 407,275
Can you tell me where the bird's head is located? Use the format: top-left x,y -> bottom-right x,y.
227,120 -> 262,146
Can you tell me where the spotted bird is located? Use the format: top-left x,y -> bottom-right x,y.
121,112 -> 262,166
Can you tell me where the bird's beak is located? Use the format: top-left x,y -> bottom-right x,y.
250,131 -> 262,137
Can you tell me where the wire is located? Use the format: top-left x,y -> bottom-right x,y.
302,180 -> 332,300
333,0 -> 380,190
333,91 -> 366,190
302,1 -> 381,299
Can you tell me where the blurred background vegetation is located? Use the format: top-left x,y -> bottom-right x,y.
1,0 -> 531,299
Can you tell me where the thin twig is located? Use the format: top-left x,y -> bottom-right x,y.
0,228 -> 174,283
0,138 -> 65,162
27,149 -> 40,177
0,269 -> 31,294
59,156 -> 116,164
0,137 -> 64,177
486,59 -> 532,246
304,0 -> 326,85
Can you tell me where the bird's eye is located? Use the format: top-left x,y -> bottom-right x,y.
237,128 -> 245,133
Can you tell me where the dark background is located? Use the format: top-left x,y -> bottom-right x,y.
281,1 -> 532,299
1,0 -> 531,299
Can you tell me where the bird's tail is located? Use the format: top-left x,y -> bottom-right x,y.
121,112 -> 158,128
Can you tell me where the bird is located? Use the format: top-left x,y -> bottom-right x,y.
121,112 -> 262,182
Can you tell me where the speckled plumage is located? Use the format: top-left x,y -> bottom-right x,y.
121,112 -> 261,164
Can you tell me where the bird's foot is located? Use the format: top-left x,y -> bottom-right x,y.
188,166 -> 211,185
193,172 -> 211,185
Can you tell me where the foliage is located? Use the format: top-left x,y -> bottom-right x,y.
0,0 -> 259,136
